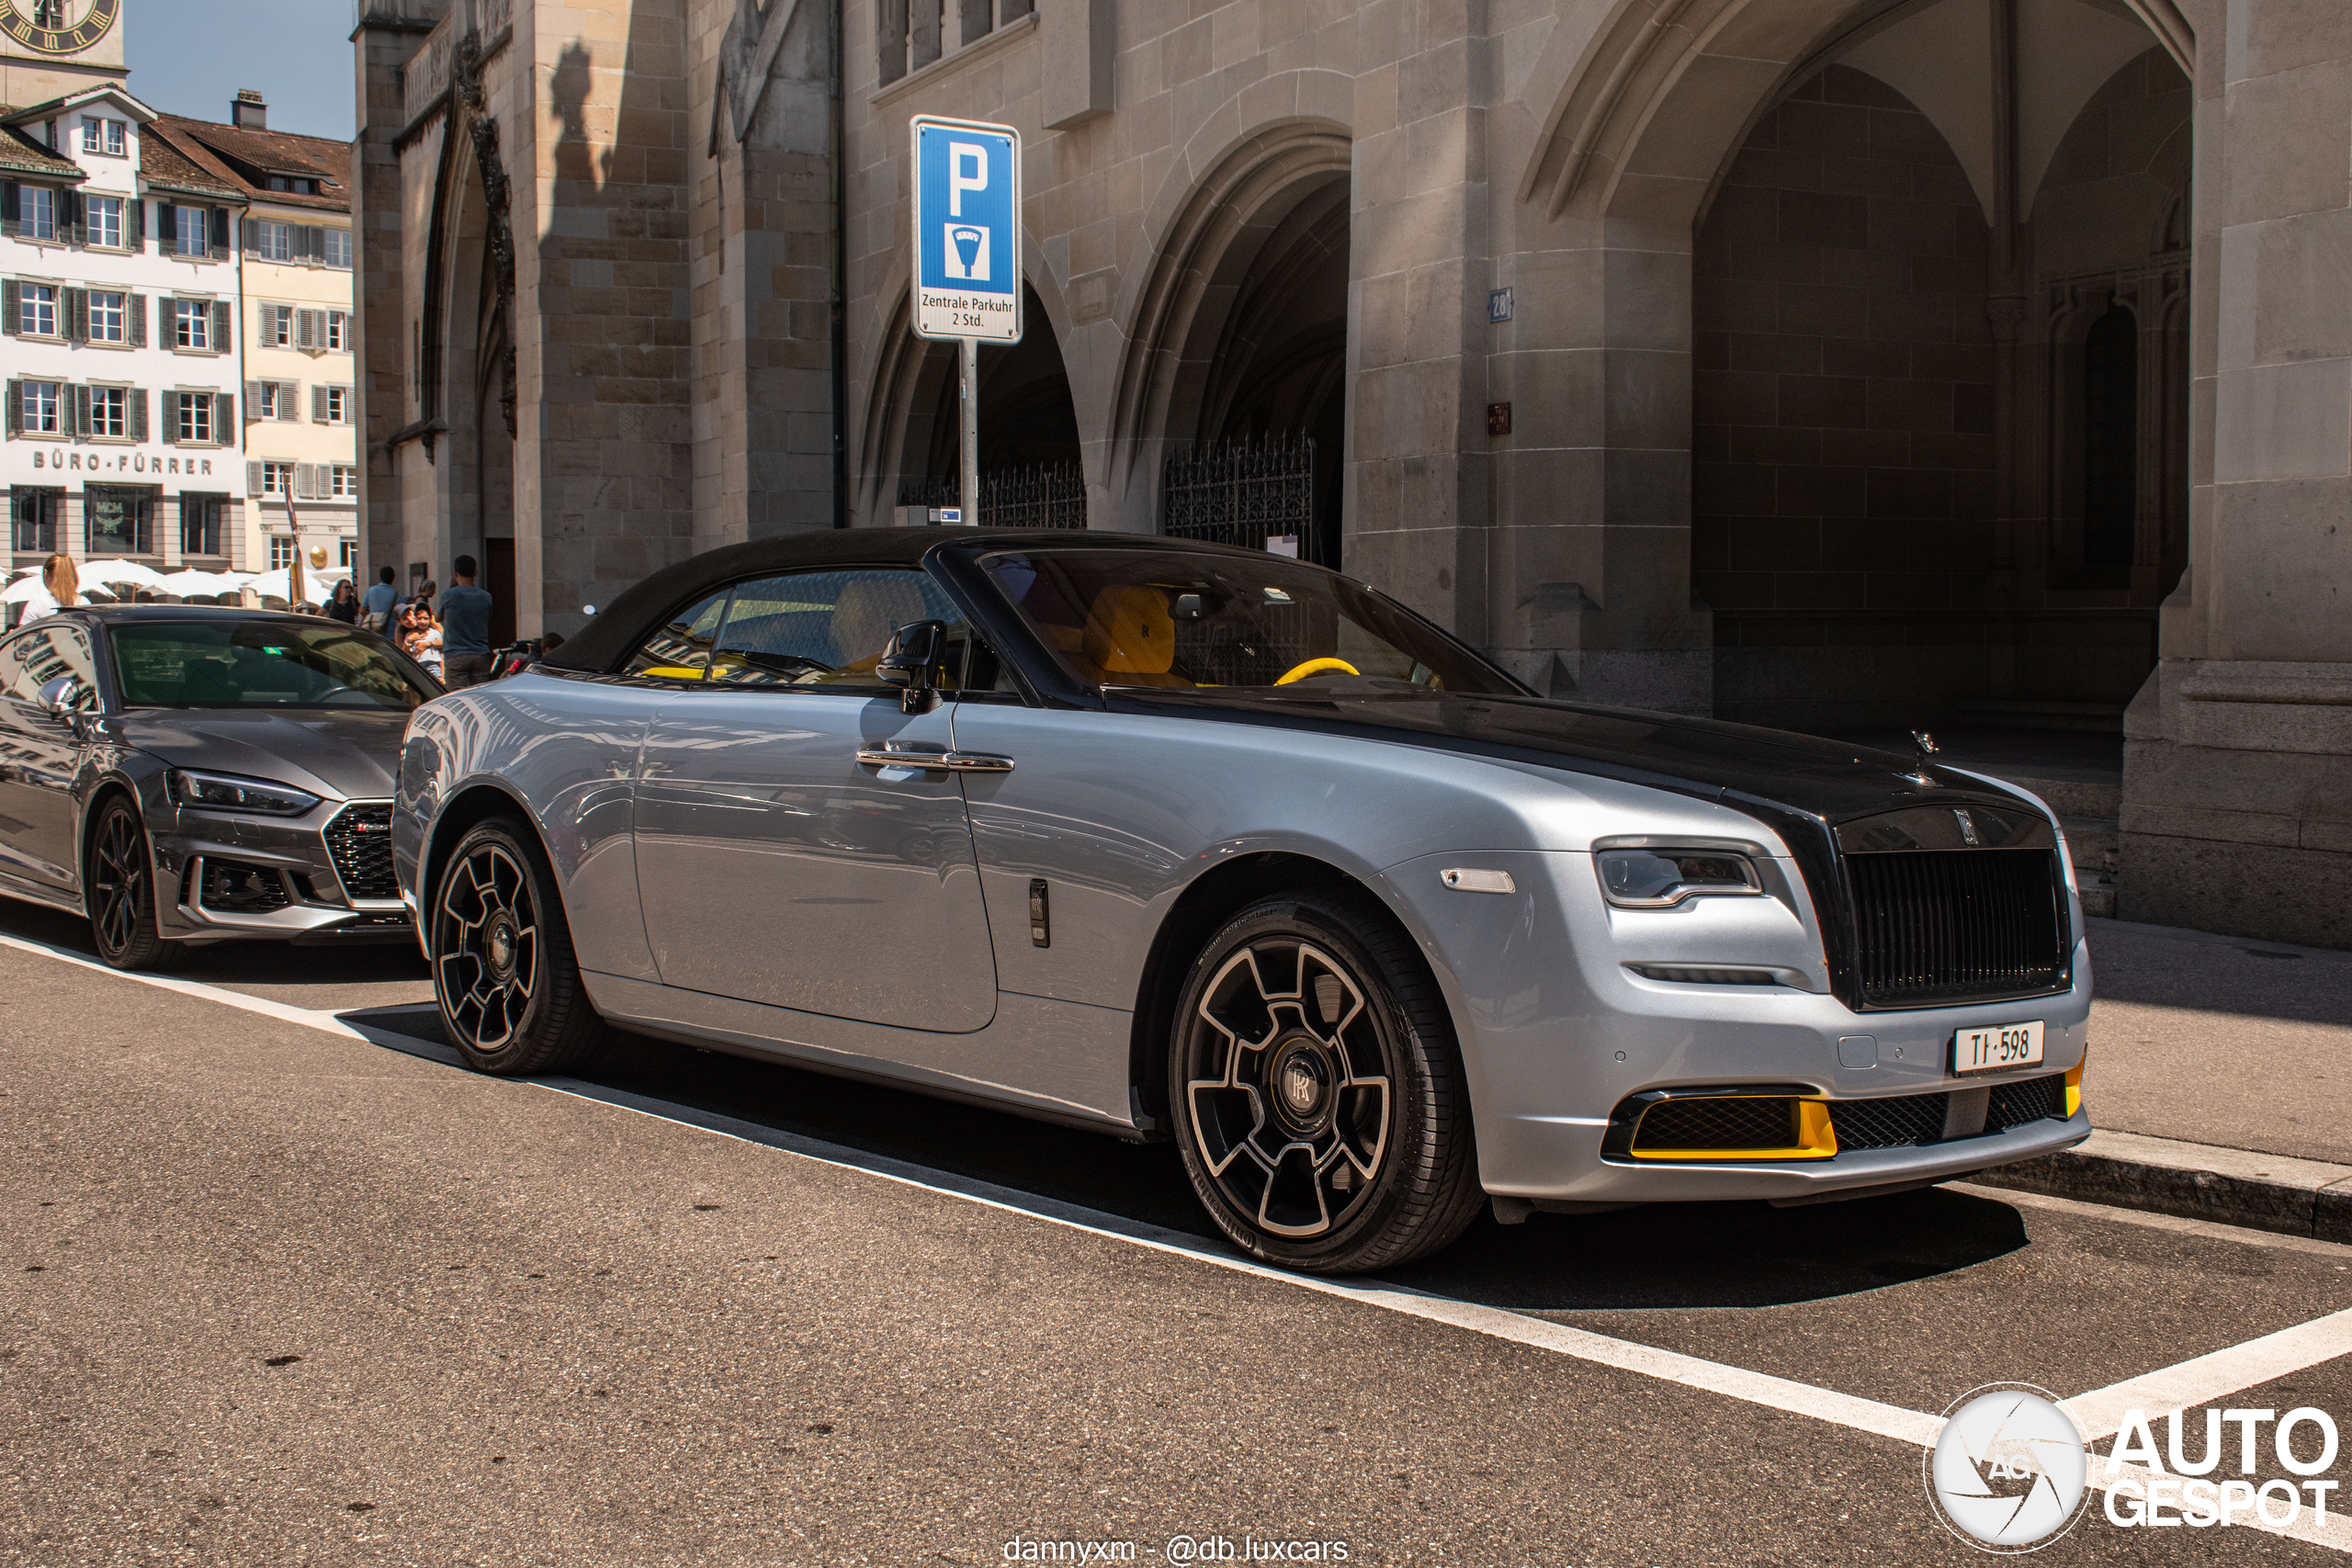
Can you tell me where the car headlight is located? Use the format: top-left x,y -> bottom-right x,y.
1595,844 -> 1763,908
165,769 -> 322,817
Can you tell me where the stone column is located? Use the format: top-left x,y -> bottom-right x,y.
2120,0 -> 2352,948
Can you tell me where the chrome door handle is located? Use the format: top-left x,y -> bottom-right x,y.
854,748 -> 1016,773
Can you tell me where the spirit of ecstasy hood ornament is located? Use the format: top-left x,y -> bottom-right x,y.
1902,729 -> 1941,788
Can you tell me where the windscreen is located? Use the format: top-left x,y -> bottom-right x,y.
980,549 -> 1520,696
110,621 -> 440,712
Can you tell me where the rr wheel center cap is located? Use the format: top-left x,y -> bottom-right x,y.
1268,1035 -> 1335,1132
483,914 -> 517,978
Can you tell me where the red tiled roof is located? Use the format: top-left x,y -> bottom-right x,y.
150,116 -> 350,214
0,123 -> 83,180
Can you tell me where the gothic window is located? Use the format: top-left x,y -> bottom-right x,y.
2082,305 -> 2138,570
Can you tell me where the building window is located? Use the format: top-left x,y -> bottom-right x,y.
88,386 -> 127,439
85,486 -> 153,557
16,185 -> 56,241
269,536 -> 296,570
86,290 -> 125,344
320,386 -> 351,425
326,310 -> 350,351
253,220 -> 294,262
339,537 -> 357,567
172,391 -> 214,445
172,204 -> 209,258
80,118 -> 125,156
11,488 -> 62,553
322,229 -> 352,269
84,195 -> 123,249
262,303 -> 289,346
258,461 -> 294,497
254,381 -> 285,422
18,284 -> 58,337
331,465 -> 358,499
180,493 -> 226,558
174,299 -> 210,349
17,380 -> 62,434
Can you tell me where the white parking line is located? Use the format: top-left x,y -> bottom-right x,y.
8,930 -> 2350,1551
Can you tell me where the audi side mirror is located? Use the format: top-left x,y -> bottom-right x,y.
37,675 -> 81,720
876,619 -> 946,714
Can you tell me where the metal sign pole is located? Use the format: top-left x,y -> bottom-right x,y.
960,336 -> 980,527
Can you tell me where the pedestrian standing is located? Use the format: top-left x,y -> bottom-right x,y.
326,580 -> 360,625
437,555 -> 496,690
362,566 -> 399,633
17,554 -> 79,626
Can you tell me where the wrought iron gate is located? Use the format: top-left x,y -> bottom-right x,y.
1160,435 -> 1324,564
897,461 -> 1087,528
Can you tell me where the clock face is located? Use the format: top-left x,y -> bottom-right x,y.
0,0 -> 119,56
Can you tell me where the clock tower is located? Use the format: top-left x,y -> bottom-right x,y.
0,0 -> 126,108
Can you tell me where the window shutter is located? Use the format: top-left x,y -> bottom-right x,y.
215,391 -> 233,434
212,299 -> 232,347
129,197 -> 142,250
241,219 -> 257,250
247,462 -> 264,496
4,381 -> 17,437
308,384 -> 326,424
1,180 -> 16,240
64,188 -> 83,247
71,384 -> 91,438
127,293 -> 145,347
130,389 -> 147,443
210,206 -> 230,259
1,279 -> 16,335
64,288 -> 85,343
275,380 -> 294,420
294,309 -> 316,350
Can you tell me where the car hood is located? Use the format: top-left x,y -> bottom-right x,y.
1104,688 -> 2040,829
117,707 -> 407,802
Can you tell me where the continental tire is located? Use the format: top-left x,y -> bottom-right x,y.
1170,889 -> 1483,1273
429,817 -> 609,1075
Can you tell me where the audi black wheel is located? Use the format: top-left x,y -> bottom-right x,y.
85,795 -> 181,972
430,817 -> 609,1075
1169,890 -> 1483,1274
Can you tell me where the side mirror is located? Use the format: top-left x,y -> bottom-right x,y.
876,618 -> 946,714
37,675 -> 81,720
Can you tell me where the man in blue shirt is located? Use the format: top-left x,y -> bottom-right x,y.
438,556 -> 497,689
361,567 -> 398,634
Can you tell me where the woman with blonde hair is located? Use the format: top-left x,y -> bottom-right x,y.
17,553 -> 79,626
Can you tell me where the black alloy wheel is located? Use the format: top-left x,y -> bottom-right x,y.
1170,890 -> 1483,1274
430,818 -> 609,1075
86,795 -> 181,972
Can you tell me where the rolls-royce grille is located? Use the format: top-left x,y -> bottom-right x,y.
1827,1090 -> 1950,1151
1987,1073 -> 2068,1131
1846,848 -> 2065,1009
324,803 -> 398,901
1634,1097 -> 1799,1152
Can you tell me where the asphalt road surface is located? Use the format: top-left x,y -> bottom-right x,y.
5,903 -> 2351,1565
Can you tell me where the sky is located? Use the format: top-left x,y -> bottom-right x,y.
123,0 -> 356,141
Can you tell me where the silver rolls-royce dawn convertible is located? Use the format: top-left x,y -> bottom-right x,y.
392,531 -> 2090,1273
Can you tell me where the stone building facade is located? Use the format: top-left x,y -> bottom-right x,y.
353,0 -> 2352,949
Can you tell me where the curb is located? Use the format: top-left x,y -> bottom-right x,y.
1969,1129 -> 2352,1244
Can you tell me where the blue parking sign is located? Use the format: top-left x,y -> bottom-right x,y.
911,115 -> 1022,343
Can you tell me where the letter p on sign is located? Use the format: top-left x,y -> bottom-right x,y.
948,141 -> 988,216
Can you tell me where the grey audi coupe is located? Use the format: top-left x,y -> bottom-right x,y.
393,531 -> 2091,1273
0,606 -> 436,968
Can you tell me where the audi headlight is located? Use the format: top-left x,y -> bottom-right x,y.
1596,844 -> 1763,908
166,769 -> 322,817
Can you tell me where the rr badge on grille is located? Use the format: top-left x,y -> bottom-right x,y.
1952,807 -> 1980,846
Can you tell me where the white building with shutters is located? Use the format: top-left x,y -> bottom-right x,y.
4,83 -> 248,573
152,97 -> 355,578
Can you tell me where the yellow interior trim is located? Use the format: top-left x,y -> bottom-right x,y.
1631,1097 -> 1838,1161
2064,1049 -> 2086,1118
639,665 -> 707,680
1274,657 -> 1360,685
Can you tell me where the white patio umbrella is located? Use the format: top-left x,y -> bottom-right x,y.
157,569 -> 242,596
245,565 -> 348,604
80,558 -> 172,592
0,575 -> 100,605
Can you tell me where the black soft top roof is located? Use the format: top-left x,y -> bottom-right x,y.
539,527 -> 1278,674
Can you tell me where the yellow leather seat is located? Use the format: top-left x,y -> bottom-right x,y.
1081,584 -> 1191,687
